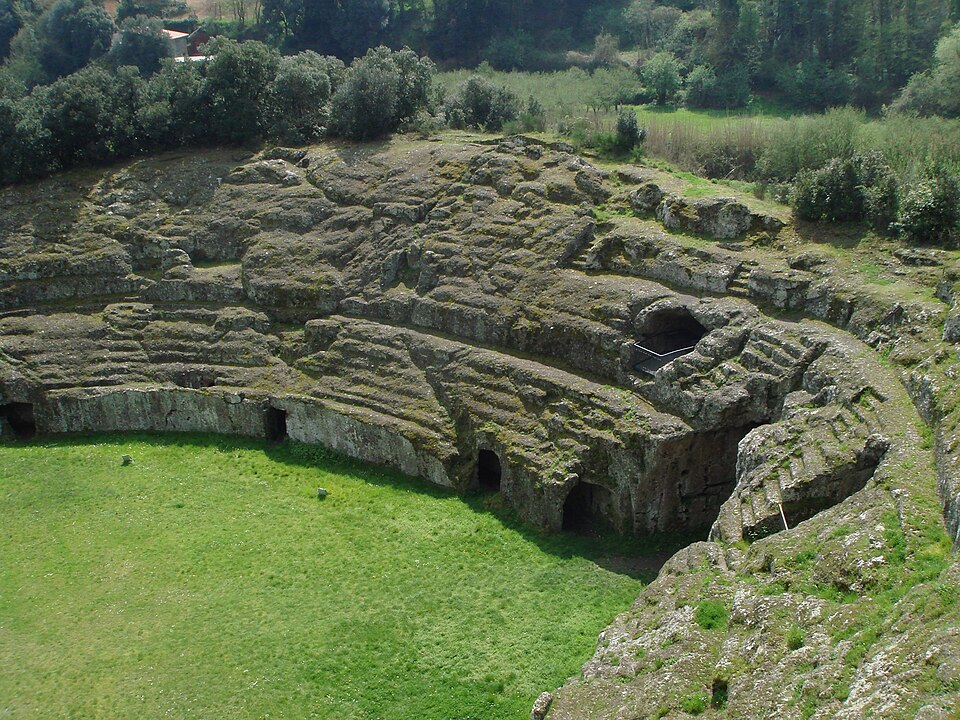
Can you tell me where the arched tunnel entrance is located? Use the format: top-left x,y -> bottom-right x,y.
0,402 -> 36,439
476,449 -> 502,492
637,306 -> 707,354
562,481 -> 613,533
633,306 -> 707,376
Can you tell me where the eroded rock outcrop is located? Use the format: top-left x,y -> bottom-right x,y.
1,136 -> 957,718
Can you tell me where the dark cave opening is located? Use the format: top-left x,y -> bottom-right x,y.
562,481 -> 613,534
0,402 -> 36,439
636,307 -> 707,355
265,407 -> 288,443
476,449 -> 502,492
632,306 -> 708,376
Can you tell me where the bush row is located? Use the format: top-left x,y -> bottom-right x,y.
0,40 -> 530,185
791,153 -> 959,244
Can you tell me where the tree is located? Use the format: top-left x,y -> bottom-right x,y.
137,59 -> 204,147
35,0 -> 115,80
781,55 -> 853,110
684,64 -> 718,108
0,25 -> 44,89
442,74 -> 519,131
203,38 -> 280,143
390,46 -> 434,124
894,23 -> 960,117
327,46 -> 433,140
109,15 -> 171,75
329,47 -> 399,139
115,0 -> 183,22
710,0 -> 740,69
330,0 -> 391,58
0,94 -> 50,182
643,51 -> 681,105
587,66 -> 641,112
430,0 -> 504,63
623,0 -> 655,48
483,31 -> 533,71
666,9 -> 713,67
263,0 -> 391,59
39,67 -> 119,166
1,0 -> 22,61
591,33 -> 620,67
266,51 -> 342,143
649,6 -> 682,48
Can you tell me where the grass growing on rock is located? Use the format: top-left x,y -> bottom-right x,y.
0,434 -> 683,720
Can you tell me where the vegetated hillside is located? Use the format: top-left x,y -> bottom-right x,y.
0,135 -> 958,717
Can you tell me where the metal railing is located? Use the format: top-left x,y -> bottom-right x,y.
632,342 -> 697,376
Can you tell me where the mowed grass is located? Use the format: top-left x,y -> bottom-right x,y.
0,434 -> 674,720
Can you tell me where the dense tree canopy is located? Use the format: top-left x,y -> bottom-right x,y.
0,41 -> 435,184
894,24 -> 960,116
35,0 -> 114,80
109,15 -> 172,74
0,0 -> 22,61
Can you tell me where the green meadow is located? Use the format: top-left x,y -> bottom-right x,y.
0,434 -> 681,720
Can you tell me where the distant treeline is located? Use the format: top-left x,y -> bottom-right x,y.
0,40 -> 440,184
2,0 -> 960,110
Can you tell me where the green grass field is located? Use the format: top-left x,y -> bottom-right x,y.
0,434 -> 683,720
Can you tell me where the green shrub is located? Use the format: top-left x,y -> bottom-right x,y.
694,599 -> 728,631
329,46 -> 434,141
857,151 -> 899,233
711,678 -> 729,708
757,106 -> 862,183
509,95 -> 546,132
897,173 -> 960,246
791,152 -> 899,230
786,625 -> 805,650
615,109 -> 644,151
791,158 -> 863,223
680,693 -> 708,715
443,74 -> 519,131
684,64 -> 718,108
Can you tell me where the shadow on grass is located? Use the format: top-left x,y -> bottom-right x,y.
793,218 -> 873,250
4,432 -> 702,581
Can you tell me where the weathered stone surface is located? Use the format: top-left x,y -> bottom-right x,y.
628,181 -> 665,213
655,194 -> 784,240
531,691 -> 553,720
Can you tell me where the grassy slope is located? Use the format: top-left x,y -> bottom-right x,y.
0,435 -> 685,720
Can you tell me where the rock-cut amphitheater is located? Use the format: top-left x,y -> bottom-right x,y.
1,136 -> 959,718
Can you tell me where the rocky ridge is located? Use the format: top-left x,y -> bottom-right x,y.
0,135 -> 957,718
